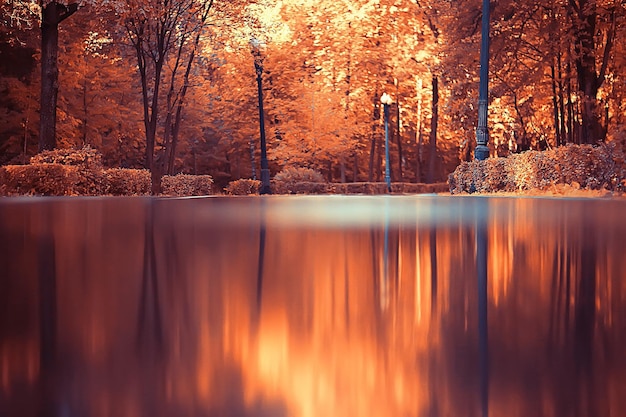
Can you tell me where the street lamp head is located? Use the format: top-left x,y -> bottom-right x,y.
380,93 -> 393,105
250,37 -> 266,56
250,37 -> 265,76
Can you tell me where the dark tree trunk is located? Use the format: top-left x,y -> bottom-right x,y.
557,52 -> 567,145
368,92 -> 380,182
81,60 -> 88,145
570,1 -> 615,144
327,160 -> 333,182
566,58 -> 575,144
39,2 -> 78,152
368,134 -> 376,182
551,62 -> 562,146
249,139 -> 257,179
427,75 -> 438,183
340,157 -> 346,183
415,78 -> 423,182
395,101 -> 403,181
376,135 -> 383,182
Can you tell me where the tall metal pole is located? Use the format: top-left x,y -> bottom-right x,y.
253,46 -> 271,194
381,93 -> 392,193
474,0 -> 490,160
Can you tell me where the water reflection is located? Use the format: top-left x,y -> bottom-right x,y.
0,196 -> 625,417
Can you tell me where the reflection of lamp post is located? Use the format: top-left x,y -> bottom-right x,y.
475,199 -> 489,417
251,38 -> 271,194
474,0 -> 490,160
381,93 -> 393,193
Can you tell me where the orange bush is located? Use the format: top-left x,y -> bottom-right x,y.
225,179 -> 261,195
30,146 -> 103,170
103,168 -> 151,195
449,143 -> 626,194
273,167 -> 326,194
0,164 -> 93,196
1,147 -> 219,197
161,173 -> 214,196
272,181 -> 332,194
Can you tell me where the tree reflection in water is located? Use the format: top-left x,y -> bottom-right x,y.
0,197 -> 625,417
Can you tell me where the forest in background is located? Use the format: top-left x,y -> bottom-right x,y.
1,0 -> 625,189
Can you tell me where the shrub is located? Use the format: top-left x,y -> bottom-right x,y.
448,143 -> 626,194
0,164 -> 86,196
274,167 -> 325,183
21,146 -> 106,195
273,167 -> 326,194
225,179 -> 261,195
333,183 -> 369,194
272,181 -> 331,194
103,168 -> 151,196
161,173 -> 213,196
30,146 -> 103,170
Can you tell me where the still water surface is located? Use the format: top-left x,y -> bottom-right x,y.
1,196 -> 625,417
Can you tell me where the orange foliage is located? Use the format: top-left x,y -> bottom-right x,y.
161,173 -> 214,196
449,143 -> 626,194
224,179 -> 262,195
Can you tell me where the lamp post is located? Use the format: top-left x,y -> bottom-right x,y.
251,38 -> 271,194
474,0 -> 491,160
381,93 -> 393,193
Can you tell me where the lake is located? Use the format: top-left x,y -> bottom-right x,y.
1,195 -> 625,417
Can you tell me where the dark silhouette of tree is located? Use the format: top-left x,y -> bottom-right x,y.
39,1 -> 78,151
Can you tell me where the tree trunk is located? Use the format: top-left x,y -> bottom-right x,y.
557,51 -> 567,146
376,135 -> 383,182
368,91 -> 380,182
368,134 -> 376,182
396,101 -> 403,182
566,58 -> 575,144
571,1 -> 615,144
249,139 -> 257,179
512,91 -> 529,151
415,77 -> 423,182
340,157 -> 346,183
39,2 -> 77,151
166,8 -> 208,175
427,75 -> 438,183
551,62 -> 562,146
81,59 -> 88,146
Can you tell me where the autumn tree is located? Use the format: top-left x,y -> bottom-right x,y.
450,0 -> 624,151
39,1 -> 78,151
568,0 -> 618,144
2,1 -> 114,153
0,1 -> 40,163
56,12 -> 145,167
122,0 -> 216,192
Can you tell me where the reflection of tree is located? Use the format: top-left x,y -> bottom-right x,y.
572,224 -> 609,417
549,220 -> 572,349
38,205 -> 57,372
36,203 -> 60,417
137,200 -> 164,353
574,224 -> 596,370
257,202 -> 267,315
370,227 -> 383,316
7,197 -> 626,417
425,224 -> 440,417
546,217 -> 610,417
430,223 -> 438,313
